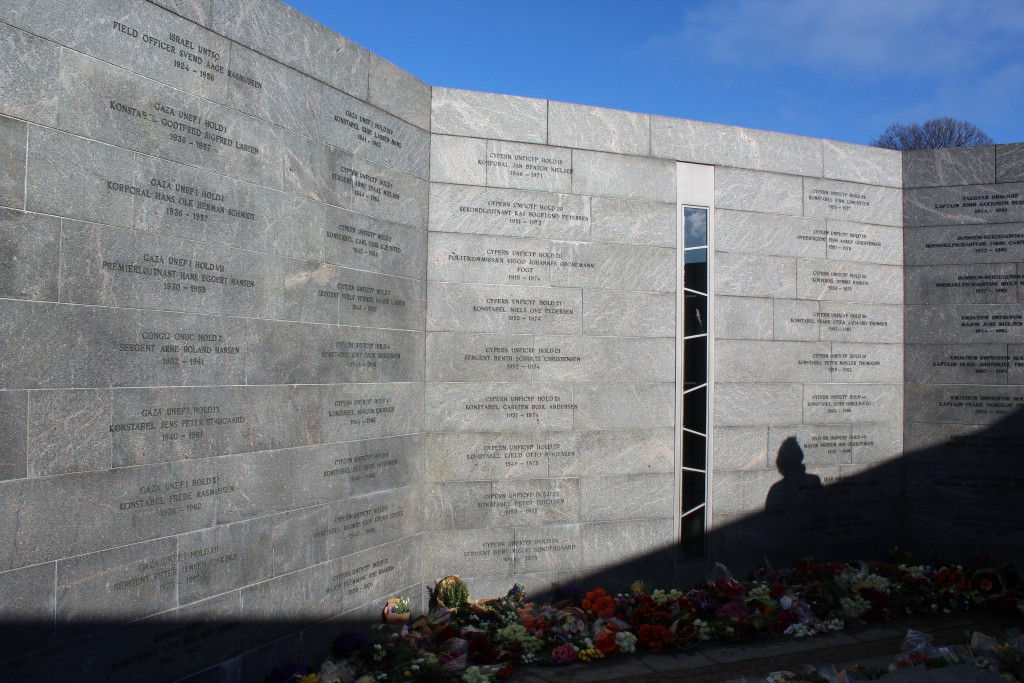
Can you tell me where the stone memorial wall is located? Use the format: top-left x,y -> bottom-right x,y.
1,0 -> 1021,680
0,0 -> 429,679
903,144 -> 1024,561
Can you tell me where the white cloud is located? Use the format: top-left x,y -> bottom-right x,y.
648,0 -> 1024,79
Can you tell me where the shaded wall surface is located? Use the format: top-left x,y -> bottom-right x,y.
903,144 -> 1024,562
0,0 -> 1019,681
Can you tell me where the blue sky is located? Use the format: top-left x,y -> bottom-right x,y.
287,0 -> 1024,146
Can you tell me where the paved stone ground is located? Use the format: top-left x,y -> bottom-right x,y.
510,612 -> 1022,682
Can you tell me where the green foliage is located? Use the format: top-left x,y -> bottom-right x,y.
437,576 -> 469,608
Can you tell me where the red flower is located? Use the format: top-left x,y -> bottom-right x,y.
595,627 -> 619,655
636,624 -> 673,652
582,587 -> 616,619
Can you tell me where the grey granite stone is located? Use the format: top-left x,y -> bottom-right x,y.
537,429 -> 674,477
825,219 -> 902,265
904,223 -> 1024,266
149,0 -> 212,26
0,457 -> 220,571
133,154 -> 323,262
320,84 -> 429,178
651,117 -> 822,176
0,210 -> 60,301
427,282 -> 582,335
796,259 -> 903,304
318,486 -> 421,563
224,42 -> 321,139
715,340 -> 833,384
1007,345 -> 1024,385
514,524 -> 582,574
343,154 -> 429,228
773,298 -> 822,341
572,383 -> 674,430
425,332 -> 534,382
904,343 -> 1009,385
330,266 -> 425,331
426,333 -> 672,384
711,468 -> 782,516
216,436 -> 419,523
421,529 -> 515,577
549,101 -> 650,156
109,385 -> 319,466
430,134 -> 486,186
429,183 -> 591,240
281,129 -> 337,204
268,506 -> 328,576
715,296 -> 774,340
827,342 -> 903,383
0,391 -> 27,481
58,50 -> 284,189
212,0 -> 369,99
425,431 -> 552,481
319,383 -> 424,446
712,426 -> 769,470
426,429 -> 673,482
424,382 -> 576,433
997,143 -> 1024,182
906,303 -> 1024,344
589,196 -> 675,247
0,117 -> 25,209
56,537 -> 179,628
26,126 -> 135,228
716,168 -> 803,216
582,289 -> 674,337
369,53 -> 431,131
424,481 -> 498,531
491,477 -> 581,527
714,383 -> 803,427
817,301 -> 903,343
823,140 -> 901,187
324,205 -> 427,280
0,299 -> 247,389
580,518 -> 674,568
581,474 -> 672,521
27,388 -> 111,476
0,562 -> 56,662
177,517 -> 274,606
0,23 -> 60,127
905,263 -> 1019,305
431,88 -> 546,143
59,220 -> 287,319
244,319 -> 423,385
905,383 -> 1024,426
904,146 -> 995,188
803,178 -> 902,227
571,149 -> 674,202
715,251 -> 796,298
549,241 -> 675,292
532,335 -> 674,383
847,422 -> 902,465
768,424 -> 853,467
715,209 -> 827,259
5,0 -> 230,103
484,140 -> 572,193
427,232 -> 554,286
802,383 -> 901,424
904,183 -> 1024,227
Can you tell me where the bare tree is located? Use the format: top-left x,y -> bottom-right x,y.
871,117 -> 993,151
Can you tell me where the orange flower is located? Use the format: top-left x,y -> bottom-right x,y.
583,587 -> 616,619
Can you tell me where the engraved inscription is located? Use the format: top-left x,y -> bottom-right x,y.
805,393 -> 873,415
321,341 -> 400,368
118,475 -> 235,518
327,396 -> 397,426
116,329 -> 239,366
958,313 -> 1023,334
458,199 -> 589,229
807,188 -> 872,212
798,351 -> 883,374
933,191 -> 1024,216
463,394 -> 577,421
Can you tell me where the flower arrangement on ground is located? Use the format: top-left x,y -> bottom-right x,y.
269,555 -> 1024,683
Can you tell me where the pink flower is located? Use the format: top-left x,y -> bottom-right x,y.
551,643 -> 579,664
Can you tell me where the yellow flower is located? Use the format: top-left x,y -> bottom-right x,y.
298,675 -> 319,683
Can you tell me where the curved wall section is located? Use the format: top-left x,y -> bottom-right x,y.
0,0 -> 428,679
